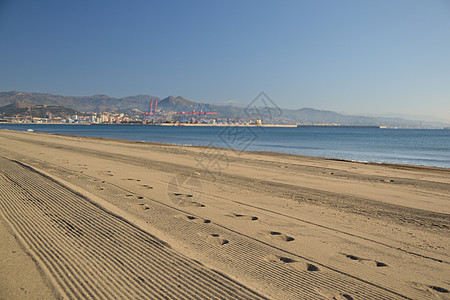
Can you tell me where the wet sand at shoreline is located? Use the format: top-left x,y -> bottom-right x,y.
0,129 -> 449,299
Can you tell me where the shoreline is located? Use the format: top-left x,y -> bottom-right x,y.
4,121 -> 449,129
1,127 -> 449,170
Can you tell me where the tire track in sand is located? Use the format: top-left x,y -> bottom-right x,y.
0,157 -> 266,300
0,157 -> 419,299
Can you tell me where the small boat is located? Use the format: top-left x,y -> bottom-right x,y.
27,128 -> 34,132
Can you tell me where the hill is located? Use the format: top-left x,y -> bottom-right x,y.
0,91 -> 158,114
157,96 -> 198,112
0,101 -> 81,119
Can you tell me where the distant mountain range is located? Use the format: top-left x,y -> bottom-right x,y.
0,91 -> 158,114
0,101 -> 80,120
0,91 -> 448,128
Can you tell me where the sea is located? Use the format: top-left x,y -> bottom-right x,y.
1,124 -> 449,168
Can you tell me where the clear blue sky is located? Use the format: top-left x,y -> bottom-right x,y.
1,0 -> 449,120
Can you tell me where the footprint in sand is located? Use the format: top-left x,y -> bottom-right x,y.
410,282 -> 449,296
264,254 -> 320,271
124,178 -> 141,182
174,193 -> 193,198
175,214 -> 211,224
99,171 -> 114,177
381,179 -> 395,183
340,253 -> 388,267
171,193 -> 205,207
92,179 -> 106,183
140,184 -> 153,189
315,287 -> 353,300
197,232 -> 229,245
265,231 -> 295,242
138,203 -> 150,210
206,233 -> 229,246
187,215 -> 211,224
428,285 -> 449,295
228,213 -> 258,221
125,194 -> 145,200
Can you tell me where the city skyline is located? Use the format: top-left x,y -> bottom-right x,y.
1,0 -> 449,121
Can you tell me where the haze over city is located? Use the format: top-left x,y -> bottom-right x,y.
0,0 -> 449,121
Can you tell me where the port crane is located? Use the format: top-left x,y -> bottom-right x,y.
177,105 -> 217,123
141,98 -> 158,122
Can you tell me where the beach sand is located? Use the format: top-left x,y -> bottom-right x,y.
0,129 -> 449,299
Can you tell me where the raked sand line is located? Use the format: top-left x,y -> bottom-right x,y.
0,157 -> 266,300
0,157 -> 417,299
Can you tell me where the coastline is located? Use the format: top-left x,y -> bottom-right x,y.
1,126 -> 449,169
0,129 -> 449,298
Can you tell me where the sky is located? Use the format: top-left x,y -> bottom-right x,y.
1,0 -> 449,121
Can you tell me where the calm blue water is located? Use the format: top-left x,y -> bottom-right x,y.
1,124 -> 449,168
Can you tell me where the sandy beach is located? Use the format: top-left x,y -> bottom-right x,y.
0,129 -> 449,299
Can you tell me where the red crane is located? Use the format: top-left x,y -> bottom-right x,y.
176,110 -> 217,116
177,107 -> 217,123
141,98 -> 158,122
